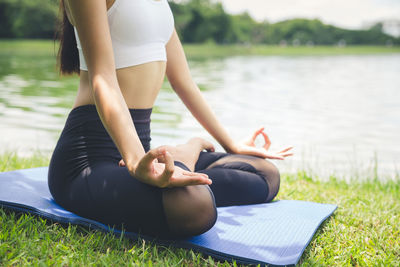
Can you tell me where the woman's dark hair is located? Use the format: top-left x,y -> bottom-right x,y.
54,0 -> 80,75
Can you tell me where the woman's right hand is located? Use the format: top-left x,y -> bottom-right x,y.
129,147 -> 212,188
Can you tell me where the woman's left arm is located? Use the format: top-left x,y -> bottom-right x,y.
165,29 -> 293,159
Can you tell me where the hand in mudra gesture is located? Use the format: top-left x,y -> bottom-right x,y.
127,147 -> 212,188
230,127 -> 293,160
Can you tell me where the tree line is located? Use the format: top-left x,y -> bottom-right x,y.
0,0 -> 398,46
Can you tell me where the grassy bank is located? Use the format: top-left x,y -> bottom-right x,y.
183,44 -> 400,58
0,40 -> 58,55
1,39 -> 400,57
0,153 -> 399,266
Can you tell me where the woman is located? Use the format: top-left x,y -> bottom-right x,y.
48,0 -> 293,238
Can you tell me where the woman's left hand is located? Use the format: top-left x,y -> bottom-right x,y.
229,127 -> 293,160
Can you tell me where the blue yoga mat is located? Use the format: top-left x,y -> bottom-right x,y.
0,167 -> 337,266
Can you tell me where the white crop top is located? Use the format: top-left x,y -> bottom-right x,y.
73,0 -> 175,70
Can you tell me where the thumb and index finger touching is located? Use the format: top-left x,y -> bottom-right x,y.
251,126 -> 295,158
158,149 -> 175,181
250,127 -> 271,150
140,147 -> 210,187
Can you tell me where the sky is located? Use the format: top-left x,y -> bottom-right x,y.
218,0 -> 400,35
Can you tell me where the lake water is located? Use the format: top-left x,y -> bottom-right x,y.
1,49 -> 399,180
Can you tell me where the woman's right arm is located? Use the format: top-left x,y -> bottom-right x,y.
65,0 -> 211,187
66,0 -> 145,172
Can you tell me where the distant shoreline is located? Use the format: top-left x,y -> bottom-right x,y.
1,39 -> 400,57
183,43 -> 400,57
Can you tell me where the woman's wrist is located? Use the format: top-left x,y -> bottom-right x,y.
221,140 -> 238,154
126,160 -> 138,175
125,153 -> 144,176
213,128 -> 237,154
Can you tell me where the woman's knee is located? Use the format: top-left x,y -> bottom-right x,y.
231,156 -> 281,202
258,159 -> 281,202
222,155 -> 281,202
203,154 -> 281,202
162,185 -> 217,237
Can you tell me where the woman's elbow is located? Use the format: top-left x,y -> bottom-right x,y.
90,73 -> 120,100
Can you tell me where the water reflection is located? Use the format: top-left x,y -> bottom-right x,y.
0,49 -> 399,180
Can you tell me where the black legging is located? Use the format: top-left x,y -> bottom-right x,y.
48,105 -> 280,238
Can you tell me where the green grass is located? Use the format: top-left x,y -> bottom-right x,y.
1,39 -> 400,57
0,153 -> 399,266
0,40 -> 59,55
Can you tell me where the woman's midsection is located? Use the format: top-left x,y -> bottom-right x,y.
73,61 -> 167,109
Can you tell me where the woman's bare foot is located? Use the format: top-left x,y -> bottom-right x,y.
159,137 -> 215,171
